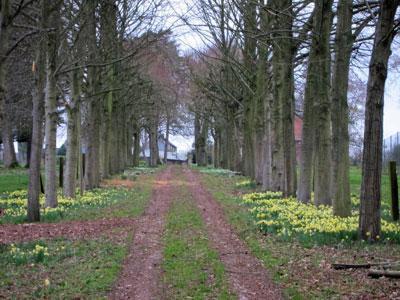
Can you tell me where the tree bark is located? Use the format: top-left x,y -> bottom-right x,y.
149,122 -> 159,167
197,116 -> 208,167
99,0 -> 118,178
242,0 -> 257,179
64,69 -> 81,198
85,0 -> 101,189
194,112 -> 200,164
254,1 -> 269,185
164,113 -> 170,163
273,0 -> 297,197
298,0 -> 333,204
1,115 -> 17,168
213,128 -> 221,168
0,0 -> 18,169
359,0 -> 399,241
313,0 -> 333,206
26,135 -> 31,168
132,124 -> 140,167
27,19 -> 46,222
331,0 -> 353,217
44,0 -> 61,208
262,91 -> 273,191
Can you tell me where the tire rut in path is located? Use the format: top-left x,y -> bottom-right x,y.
109,166 -> 175,300
184,168 -> 283,300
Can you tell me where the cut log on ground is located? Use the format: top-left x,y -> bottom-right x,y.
368,269 -> 400,279
332,261 -> 396,270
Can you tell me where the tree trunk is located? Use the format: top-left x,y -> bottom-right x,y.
1,116 -> 17,168
86,94 -> 101,188
254,4 -> 269,184
198,118 -> 208,166
99,0 -> 118,178
331,0 -> 353,217
298,0 -> 333,204
274,0 -> 297,197
195,111 -> 208,167
26,136 -> 31,168
271,51 -> 284,192
27,26 -> 46,222
213,128 -> 221,168
313,0 -> 333,206
194,112 -> 200,164
44,0 -> 61,208
359,0 -> 399,241
262,92 -> 273,190
132,124 -> 140,167
85,0 -> 101,189
0,0 -> 17,169
126,120 -> 134,167
242,0 -> 257,178
164,114 -> 170,163
109,113 -> 119,174
64,69 -> 80,198
141,130 -> 147,158
149,123 -> 159,167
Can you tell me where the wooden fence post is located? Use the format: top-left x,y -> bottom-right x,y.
80,153 -> 85,196
389,161 -> 399,221
59,157 -> 64,188
40,173 -> 44,194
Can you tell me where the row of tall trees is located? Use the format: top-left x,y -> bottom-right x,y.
0,0 -> 186,222
188,0 -> 400,240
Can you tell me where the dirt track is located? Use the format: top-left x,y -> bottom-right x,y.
109,166 -> 176,299
185,168 -> 282,300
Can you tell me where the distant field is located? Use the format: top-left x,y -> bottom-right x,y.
0,168 -> 29,194
350,166 -> 400,207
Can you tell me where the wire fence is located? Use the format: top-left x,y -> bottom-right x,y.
382,133 -> 400,210
384,132 -> 400,166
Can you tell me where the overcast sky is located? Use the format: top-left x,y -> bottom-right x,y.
383,70 -> 400,139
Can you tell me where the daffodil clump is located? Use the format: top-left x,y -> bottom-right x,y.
198,167 -> 237,177
9,243 -> 50,265
243,192 -> 400,244
0,188 -> 129,223
235,179 -> 257,189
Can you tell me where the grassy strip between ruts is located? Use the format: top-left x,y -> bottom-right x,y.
199,172 -> 400,299
0,228 -> 131,299
162,183 -> 235,299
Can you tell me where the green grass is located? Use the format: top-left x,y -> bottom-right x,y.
0,187 -> 151,225
0,170 -> 155,224
0,232 -> 131,299
0,160 -> 158,194
0,167 -> 29,193
64,184 -> 152,222
162,186 -> 234,299
350,166 -> 400,208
